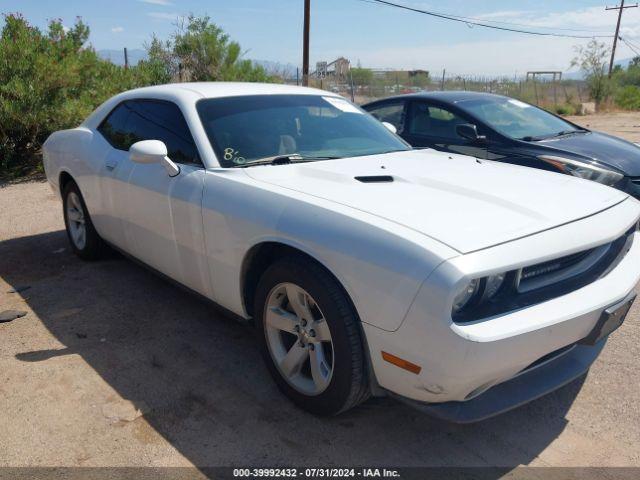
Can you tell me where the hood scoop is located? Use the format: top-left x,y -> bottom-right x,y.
355,175 -> 394,183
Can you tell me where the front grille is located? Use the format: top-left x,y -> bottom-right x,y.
521,249 -> 595,281
454,225 -> 636,323
518,242 -> 614,294
516,227 -> 634,296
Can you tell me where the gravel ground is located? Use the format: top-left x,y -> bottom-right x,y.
567,112 -> 640,143
1,113 -> 639,472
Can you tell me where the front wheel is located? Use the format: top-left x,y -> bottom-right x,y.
255,256 -> 370,415
62,181 -> 105,260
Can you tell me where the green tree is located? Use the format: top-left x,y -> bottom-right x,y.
150,15 -> 272,82
350,67 -> 373,86
0,14 -> 164,178
0,14 -> 99,176
571,40 -> 611,109
0,13 -> 274,178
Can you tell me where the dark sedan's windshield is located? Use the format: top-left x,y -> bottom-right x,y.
196,94 -> 410,167
458,98 -> 581,141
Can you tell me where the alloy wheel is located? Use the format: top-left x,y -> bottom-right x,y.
264,282 -> 334,395
66,191 -> 87,250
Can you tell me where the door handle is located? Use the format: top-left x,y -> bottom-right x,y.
105,159 -> 118,171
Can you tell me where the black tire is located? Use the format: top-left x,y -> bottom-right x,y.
255,256 -> 370,415
62,181 -> 105,261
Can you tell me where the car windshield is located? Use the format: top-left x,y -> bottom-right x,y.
196,94 -> 410,167
458,97 -> 581,141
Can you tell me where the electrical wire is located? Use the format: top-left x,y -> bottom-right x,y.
359,0 -> 611,33
620,36 -> 640,56
359,0 -> 614,39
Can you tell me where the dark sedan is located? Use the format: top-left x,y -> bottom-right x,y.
363,91 -> 640,197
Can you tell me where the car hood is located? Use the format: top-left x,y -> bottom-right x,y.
244,150 -> 627,253
538,131 -> 640,176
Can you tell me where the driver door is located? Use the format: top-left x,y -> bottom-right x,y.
404,101 -> 490,159
107,99 -> 211,298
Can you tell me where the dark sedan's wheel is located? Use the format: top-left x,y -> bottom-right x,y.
255,256 -> 370,415
62,181 -> 105,260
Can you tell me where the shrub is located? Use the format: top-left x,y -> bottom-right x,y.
554,104 -> 577,116
615,85 -> 640,110
0,14 -> 157,178
0,13 -> 274,179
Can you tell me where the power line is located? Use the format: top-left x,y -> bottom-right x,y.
359,0 -> 611,33
623,36 -> 640,51
620,36 -> 640,56
359,0 -> 614,39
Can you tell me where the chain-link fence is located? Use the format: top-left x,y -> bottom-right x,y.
283,70 -> 590,115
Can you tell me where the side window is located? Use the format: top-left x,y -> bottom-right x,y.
366,102 -> 405,132
127,100 -> 201,165
97,102 -> 135,150
408,102 -> 468,140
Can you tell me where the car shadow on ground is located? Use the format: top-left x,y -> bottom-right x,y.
0,230 -> 586,470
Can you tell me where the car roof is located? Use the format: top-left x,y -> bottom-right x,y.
366,91 -> 510,105
121,82 -> 330,99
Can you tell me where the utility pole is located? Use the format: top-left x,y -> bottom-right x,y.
606,0 -> 638,77
302,0 -> 310,86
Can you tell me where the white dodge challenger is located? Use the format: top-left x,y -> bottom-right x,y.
43,83 -> 640,422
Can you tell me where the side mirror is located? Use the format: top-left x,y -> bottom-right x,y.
130,140 -> 180,177
382,122 -> 398,134
456,124 -> 486,143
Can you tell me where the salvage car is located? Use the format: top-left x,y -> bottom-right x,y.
43,83 -> 640,422
364,92 -> 640,197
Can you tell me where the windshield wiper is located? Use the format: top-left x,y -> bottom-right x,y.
520,129 -> 586,142
552,129 -> 585,138
235,154 -> 341,168
236,153 -> 342,168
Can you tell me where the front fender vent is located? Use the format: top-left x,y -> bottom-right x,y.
354,175 -> 394,183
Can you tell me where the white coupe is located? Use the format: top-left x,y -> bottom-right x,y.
43,83 -> 640,421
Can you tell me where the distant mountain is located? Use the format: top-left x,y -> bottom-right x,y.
97,49 -> 147,66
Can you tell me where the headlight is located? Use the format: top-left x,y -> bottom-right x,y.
452,278 -> 481,313
483,273 -> 506,299
452,273 -> 507,316
538,155 -> 624,187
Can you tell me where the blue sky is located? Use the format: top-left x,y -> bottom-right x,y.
2,0 -> 639,74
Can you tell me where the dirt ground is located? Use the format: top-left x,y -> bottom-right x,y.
566,111 -> 640,143
1,113 -> 640,474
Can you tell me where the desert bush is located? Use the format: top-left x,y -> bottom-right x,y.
553,103 -> 578,116
0,14 -> 160,178
615,85 -> 640,110
148,14 -> 272,83
0,13 -> 273,179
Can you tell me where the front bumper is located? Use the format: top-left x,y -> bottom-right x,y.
362,198 -> 640,420
390,339 -> 604,423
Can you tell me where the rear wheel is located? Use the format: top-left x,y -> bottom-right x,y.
255,256 -> 370,415
62,181 -> 105,260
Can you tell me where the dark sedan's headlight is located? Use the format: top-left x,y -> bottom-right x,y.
538,155 -> 624,186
